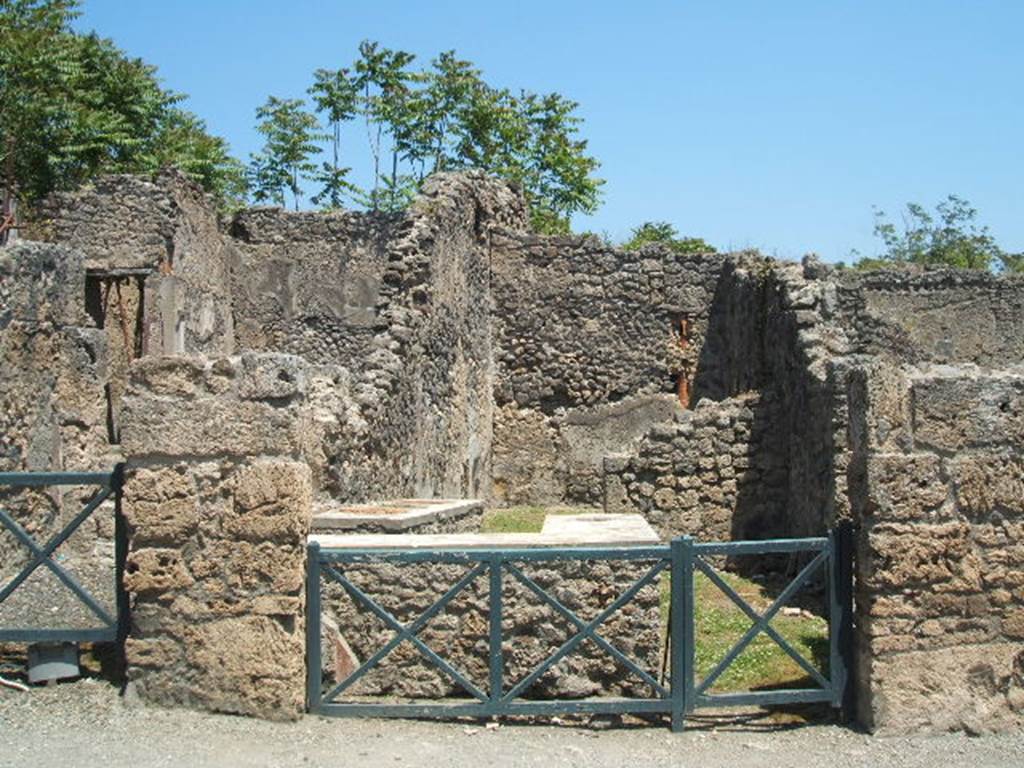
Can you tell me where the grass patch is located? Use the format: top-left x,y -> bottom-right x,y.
660,570 -> 828,693
480,506 -> 828,694
480,506 -> 598,533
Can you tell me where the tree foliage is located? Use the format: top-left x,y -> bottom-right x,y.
0,0 -> 246,212
857,195 -> 1022,273
261,40 -> 604,231
3,5 -> 602,228
307,67 -> 359,209
622,221 -> 716,255
247,97 -> 322,210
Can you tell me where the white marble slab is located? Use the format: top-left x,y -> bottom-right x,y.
309,513 -> 661,550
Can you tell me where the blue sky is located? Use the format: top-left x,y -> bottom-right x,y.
75,1 -> 1023,262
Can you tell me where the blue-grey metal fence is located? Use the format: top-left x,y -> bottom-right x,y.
307,524 -> 853,731
0,468 -> 125,644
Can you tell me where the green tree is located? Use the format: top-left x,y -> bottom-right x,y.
59,32 -> 181,180
1,0 -> 82,205
307,67 -> 359,208
858,195 -> 1015,272
148,109 -> 247,211
352,41 -> 416,211
454,85 -> 603,233
0,0 -> 246,213
622,221 -> 716,254
247,97 -> 322,210
406,51 -> 482,178
265,41 -> 604,227
999,252 -> 1024,274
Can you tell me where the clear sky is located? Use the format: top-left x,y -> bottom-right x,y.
75,1 -> 1023,262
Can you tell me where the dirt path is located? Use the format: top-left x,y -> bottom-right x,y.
2,679 -> 1022,768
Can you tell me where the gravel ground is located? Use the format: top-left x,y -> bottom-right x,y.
2,679 -> 1023,768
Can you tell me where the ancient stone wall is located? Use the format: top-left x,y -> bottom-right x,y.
28,170 -> 236,358
23,170 -> 237,443
489,235 -> 724,506
119,355 -> 321,719
846,362 -> 1024,732
7,168 -> 1024,734
603,393 -> 788,542
0,242 -> 118,634
229,208 -> 391,366
231,172 -> 527,504
693,255 -> 853,538
320,559 -> 662,700
836,268 -> 1024,365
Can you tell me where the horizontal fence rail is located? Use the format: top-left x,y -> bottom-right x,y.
0,468 -> 124,644
687,530 -> 852,712
308,543 -> 682,725
307,524 -> 853,731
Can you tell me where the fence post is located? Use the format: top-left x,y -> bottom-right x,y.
112,463 -> 129,644
670,536 -> 693,732
828,522 -> 854,716
488,555 -> 503,711
306,541 -> 322,713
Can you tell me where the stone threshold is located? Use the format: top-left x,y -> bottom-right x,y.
309,512 -> 661,550
311,498 -> 484,532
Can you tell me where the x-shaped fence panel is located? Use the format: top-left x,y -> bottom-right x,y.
308,543 -> 679,723
307,527 -> 853,731
684,531 -> 854,711
0,470 -> 124,643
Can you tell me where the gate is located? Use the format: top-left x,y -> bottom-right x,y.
306,525 -> 853,731
0,469 -> 126,643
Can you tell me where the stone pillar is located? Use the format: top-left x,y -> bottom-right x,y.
119,354 -> 314,719
850,362 -> 1024,733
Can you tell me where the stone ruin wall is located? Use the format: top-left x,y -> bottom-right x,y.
118,355 -> 317,718
597,255 -> 1024,731
230,173 -> 528,504
488,232 -> 725,508
845,362 -> 1024,732
819,268 -> 1024,733
2,172 -> 251,650
603,392 -> 787,543
3,170 -> 533,717
321,558 -> 661,701
2,168 -> 1024,732
0,242 -> 117,632
834,268 -> 1024,366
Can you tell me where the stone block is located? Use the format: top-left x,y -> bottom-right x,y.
125,548 -> 195,595
121,389 -> 304,458
0,242 -> 88,326
861,642 -> 1024,733
949,453 -> 1024,517
125,637 -> 182,669
224,461 -> 312,543
123,467 -> 199,545
237,352 -> 307,401
180,615 -> 305,720
1003,610 -> 1024,640
865,522 -> 981,591
912,371 -> 1024,451
191,541 -> 305,595
866,454 -> 950,521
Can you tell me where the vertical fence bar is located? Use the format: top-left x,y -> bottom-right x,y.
834,522 -> 855,717
669,536 -> 692,732
306,541 -> 322,713
827,527 -> 839,707
682,537 -> 696,718
111,464 -> 129,643
488,555 -> 503,710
